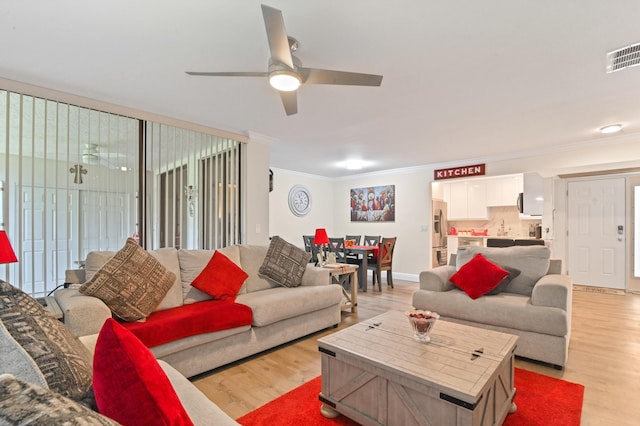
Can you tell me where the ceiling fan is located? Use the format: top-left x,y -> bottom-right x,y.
186,4 -> 383,116
82,144 -> 127,169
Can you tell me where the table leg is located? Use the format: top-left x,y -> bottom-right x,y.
320,404 -> 340,418
349,270 -> 358,312
359,255 -> 368,292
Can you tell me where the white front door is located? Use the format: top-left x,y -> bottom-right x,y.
567,178 -> 626,289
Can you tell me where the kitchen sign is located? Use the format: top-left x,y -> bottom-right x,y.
434,163 -> 486,180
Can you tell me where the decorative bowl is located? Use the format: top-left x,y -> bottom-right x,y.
406,310 -> 439,342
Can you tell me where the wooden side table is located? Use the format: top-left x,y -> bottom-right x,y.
323,264 -> 358,313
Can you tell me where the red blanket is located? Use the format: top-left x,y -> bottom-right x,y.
121,300 -> 253,348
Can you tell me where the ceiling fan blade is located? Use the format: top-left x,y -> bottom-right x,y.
261,5 -> 294,68
300,68 -> 383,86
186,71 -> 268,77
279,91 -> 298,116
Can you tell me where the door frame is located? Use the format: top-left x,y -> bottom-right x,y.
627,175 -> 640,292
564,173 -> 640,292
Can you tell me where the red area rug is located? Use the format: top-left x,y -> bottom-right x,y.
237,368 -> 584,425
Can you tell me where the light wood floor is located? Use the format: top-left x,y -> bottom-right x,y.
192,281 -> 640,425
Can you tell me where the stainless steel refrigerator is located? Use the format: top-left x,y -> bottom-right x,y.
432,200 -> 448,267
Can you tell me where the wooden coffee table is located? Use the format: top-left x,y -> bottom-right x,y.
317,311 -> 518,426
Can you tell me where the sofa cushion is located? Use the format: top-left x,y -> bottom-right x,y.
0,281 -> 93,402
258,236 -> 311,288
93,318 -> 194,426
80,238 -> 176,321
450,253 -> 509,299
0,374 -> 119,426
0,320 -> 47,390
238,245 -> 274,292
412,289 -> 568,337
121,300 -> 253,348
147,247 -> 184,311
236,285 -> 343,327
179,245 -> 244,304
191,251 -> 248,302
456,245 -> 551,296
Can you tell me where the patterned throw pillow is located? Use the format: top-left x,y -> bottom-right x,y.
80,238 -> 176,322
0,374 -> 119,426
258,236 -> 311,288
0,280 -> 93,402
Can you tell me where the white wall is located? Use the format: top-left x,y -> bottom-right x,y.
269,133 -> 640,283
268,168 -> 334,248
332,168 -> 433,280
244,137 -> 271,246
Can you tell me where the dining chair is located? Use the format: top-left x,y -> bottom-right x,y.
368,237 -> 396,291
328,237 -> 347,263
363,235 -> 381,246
345,235 -> 362,245
344,235 -> 361,262
363,235 -> 381,263
486,238 -> 514,247
302,235 -> 314,252
514,239 -> 545,246
303,235 -> 322,264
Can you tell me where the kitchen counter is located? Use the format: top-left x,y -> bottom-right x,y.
447,235 -> 546,253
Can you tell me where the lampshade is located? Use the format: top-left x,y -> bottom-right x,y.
313,228 -> 329,245
0,231 -> 18,264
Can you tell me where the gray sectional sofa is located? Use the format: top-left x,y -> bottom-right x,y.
4,242 -> 343,425
412,245 -> 572,369
56,244 -> 343,378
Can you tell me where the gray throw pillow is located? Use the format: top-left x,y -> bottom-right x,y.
0,374 -> 119,425
258,236 -> 311,288
486,265 -> 521,295
0,280 -> 93,402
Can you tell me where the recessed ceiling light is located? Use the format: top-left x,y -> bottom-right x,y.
343,160 -> 367,170
600,124 -> 623,134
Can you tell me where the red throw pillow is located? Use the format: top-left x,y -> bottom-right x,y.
191,250 -> 248,301
93,318 -> 194,426
449,253 -> 509,299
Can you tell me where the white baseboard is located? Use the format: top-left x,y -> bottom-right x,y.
363,270 -> 419,283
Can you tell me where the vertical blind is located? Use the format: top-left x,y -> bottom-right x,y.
0,89 -> 244,297
144,122 -> 243,250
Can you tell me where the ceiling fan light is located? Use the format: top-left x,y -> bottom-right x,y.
269,71 -> 301,92
600,124 -> 623,134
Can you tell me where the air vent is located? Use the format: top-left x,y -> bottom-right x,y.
606,42 -> 640,73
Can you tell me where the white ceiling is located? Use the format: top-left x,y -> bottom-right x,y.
2,1 -> 640,177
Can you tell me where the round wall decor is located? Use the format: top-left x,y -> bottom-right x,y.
288,184 -> 312,216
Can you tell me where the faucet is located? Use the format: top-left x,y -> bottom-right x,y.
499,219 -> 505,236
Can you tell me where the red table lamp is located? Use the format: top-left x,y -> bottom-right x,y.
313,228 -> 329,266
0,231 -> 18,264
313,228 -> 329,246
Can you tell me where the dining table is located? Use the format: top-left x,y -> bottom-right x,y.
345,245 -> 379,292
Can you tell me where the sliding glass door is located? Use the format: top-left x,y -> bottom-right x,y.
1,89 -> 245,297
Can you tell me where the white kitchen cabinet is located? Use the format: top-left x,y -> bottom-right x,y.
485,175 -> 522,206
467,181 -> 487,218
521,172 -> 544,216
443,181 -> 488,220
